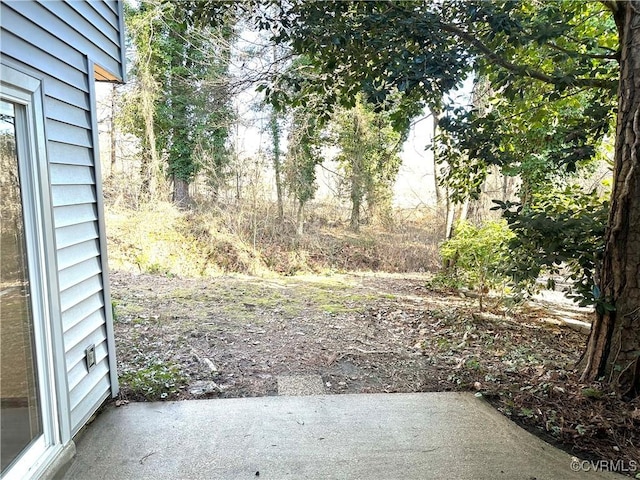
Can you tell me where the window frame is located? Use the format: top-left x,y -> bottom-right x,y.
1,63 -> 68,480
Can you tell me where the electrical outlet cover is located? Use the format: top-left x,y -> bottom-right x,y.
85,344 -> 96,372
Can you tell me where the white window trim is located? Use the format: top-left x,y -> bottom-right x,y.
88,59 -> 119,399
1,63 -> 69,480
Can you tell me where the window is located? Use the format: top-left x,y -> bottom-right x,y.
0,98 -> 45,473
0,64 -> 60,480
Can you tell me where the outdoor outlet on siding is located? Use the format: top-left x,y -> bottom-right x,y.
85,344 -> 96,372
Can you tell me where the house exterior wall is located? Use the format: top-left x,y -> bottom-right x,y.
0,0 -> 124,438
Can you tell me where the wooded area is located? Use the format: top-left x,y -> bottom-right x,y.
101,0 -> 638,401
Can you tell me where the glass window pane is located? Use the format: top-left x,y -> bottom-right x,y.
0,99 -> 43,473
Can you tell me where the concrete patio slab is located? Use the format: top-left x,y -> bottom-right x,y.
63,392 -> 624,480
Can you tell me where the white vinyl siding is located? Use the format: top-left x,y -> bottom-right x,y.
61,294 -> 104,334
56,240 -> 101,271
53,204 -> 99,229
52,185 -> 97,208
1,0 -> 124,437
60,276 -> 104,315
0,31 -> 90,91
47,120 -> 93,148
50,164 -> 96,186
65,311 -> 106,357
7,1 -> 124,79
45,99 -> 92,130
49,142 -> 95,166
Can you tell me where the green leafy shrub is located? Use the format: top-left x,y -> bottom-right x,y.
496,184 -> 609,310
120,361 -> 188,400
439,220 -> 515,308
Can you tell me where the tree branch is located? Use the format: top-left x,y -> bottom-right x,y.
548,42 -> 619,61
438,21 -> 617,90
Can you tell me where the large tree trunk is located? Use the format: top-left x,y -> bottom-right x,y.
579,2 -> 640,397
349,115 -> 364,232
272,119 -> 284,223
173,176 -> 191,209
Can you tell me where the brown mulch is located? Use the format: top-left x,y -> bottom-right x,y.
110,270 -> 640,472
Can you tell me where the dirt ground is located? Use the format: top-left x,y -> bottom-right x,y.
110,270 -> 639,472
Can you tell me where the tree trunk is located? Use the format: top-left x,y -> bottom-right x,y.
274,162 -> 284,221
350,183 -> 361,232
139,69 -> 161,202
349,114 -> 364,232
350,152 -> 363,232
431,107 -> 445,206
270,43 -> 284,223
271,113 -> 284,222
140,147 -> 151,200
296,200 -> 305,236
502,174 -> 509,203
445,193 -> 456,240
579,3 -> 640,397
173,176 -> 191,209
110,84 -> 117,177
459,197 -> 470,225
235,170 -> 241,202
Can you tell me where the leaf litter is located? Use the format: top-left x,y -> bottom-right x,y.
111,270 -> 639,471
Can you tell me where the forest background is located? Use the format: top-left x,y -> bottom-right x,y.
97,0 -> 640,404
88,1 -> 640,467
98,1 -> 610,282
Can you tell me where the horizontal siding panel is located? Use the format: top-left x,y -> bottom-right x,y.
0,52 -> 88,110
104,0 -> 118,15
70,372 -> 110,435
50,164 -> 95,186
55,221 -> 99,250
61,293 -> 104,332
3,0 -> 123,440
45,97 -> 91,129
35,1 -> 121,71
59,256 -> 102,292
60,274 -> 103,313
0,30 -> 89,91
46,119 -> 92,148
48,141 -> 94,166
88,0 -> 119,29
65,322 -> 107,370
69,357 -> 109,409
43,81 -> 89,111
64,310 -> 105,355
68,1 -> 119,43
9,0 -> 121,77
2,4 -> 87,74
67,339 -> 108,391
51,184 -> 96,207
0,58 -> 88,109
56,239 -> 100,270
54,203 -> 98,229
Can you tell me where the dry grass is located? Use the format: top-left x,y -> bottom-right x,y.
105,199 -> 445,277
